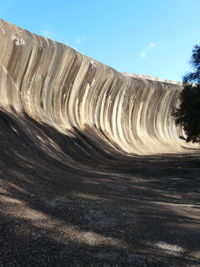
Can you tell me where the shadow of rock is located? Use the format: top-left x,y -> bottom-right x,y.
1,109 -> 200,266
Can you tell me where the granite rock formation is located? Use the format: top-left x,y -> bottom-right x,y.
1,20 -> 200,266
0,19 -> 198,155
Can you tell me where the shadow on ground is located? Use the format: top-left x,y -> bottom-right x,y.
0,108 -> 200,266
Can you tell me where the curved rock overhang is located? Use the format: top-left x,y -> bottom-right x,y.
0,19 -> 199,155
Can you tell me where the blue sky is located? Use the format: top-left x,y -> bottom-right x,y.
1,0 -> 200,81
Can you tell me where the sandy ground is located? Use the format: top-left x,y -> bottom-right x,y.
0,109 -> 200,266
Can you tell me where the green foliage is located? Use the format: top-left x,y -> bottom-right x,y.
183,45 -> 200,84
172,84 -> 200,142
172,45 -> 200,143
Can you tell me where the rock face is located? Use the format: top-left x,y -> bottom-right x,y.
0,19 -> 198,154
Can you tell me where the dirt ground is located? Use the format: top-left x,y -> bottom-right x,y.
0,109 -> 200,266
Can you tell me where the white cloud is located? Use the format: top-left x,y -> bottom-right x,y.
139,51 -> 147,58
75,36 -> 87,45
40,29 -> 54,39
139,42 -> 157,59
149,42 -> 156,48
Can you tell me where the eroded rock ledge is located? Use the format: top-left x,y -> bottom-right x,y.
0,19 -> 198,154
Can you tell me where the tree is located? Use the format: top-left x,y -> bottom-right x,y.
172,45 -> 200,143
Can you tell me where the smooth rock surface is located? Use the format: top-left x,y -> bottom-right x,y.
1,20 -> 200,267
0,19 -> 199,155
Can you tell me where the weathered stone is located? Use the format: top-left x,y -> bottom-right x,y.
0,19 -> 199,155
